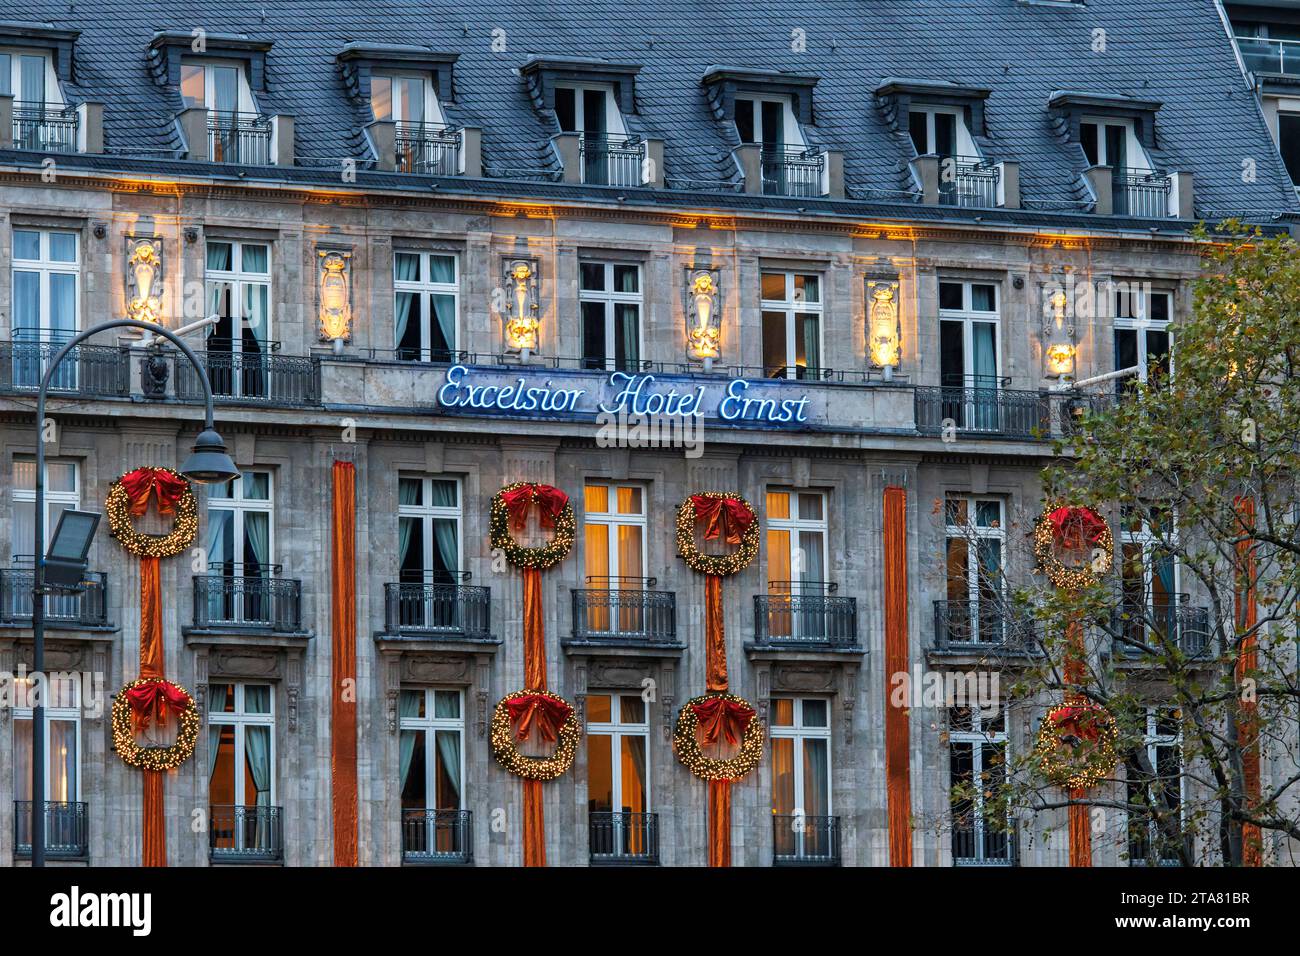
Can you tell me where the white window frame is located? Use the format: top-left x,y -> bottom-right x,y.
370,70 -> 442,125
770,696 -> 833,862
11,456 -> 78,560
180,58 -> 257,114
761,270 -> 824,380
1113,287 -> 1173,383
398,475 -> 463,577
13,690 -> 82,804
11,228 -> 79,342
948,704 -> 1009,865
393,250 -> 460,361
734,94 -> 804,148
553,82 -> 625,136
766,488 -> 829,594
579,261 -> 643,371
399,687 -> 466,810
204,240 -> 272,356
207,682 -> 277,809
938,279 -> 1001,386
1080,115 -> 1152,173
583,482 -> 648,583
1128,708 -> 1184,866
0,49 -> 62,106
585,692 -> 651,813
943,496 -> 1006,602
206,470 -> 275,575
909,106 -> 977,157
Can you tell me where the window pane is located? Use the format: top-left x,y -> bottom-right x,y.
206,241 -> 234,272
48,233 -> 77,263
13,459 -> 36,491
180,63 -> 205,108
12,272 -> 38,335
796,493 -> 823,522
613,265 -> 638,293
761,272 -> 786,301
243,685 -> 271,714
429,479 -> 457,507
0,54 -> 9,97
12,230 -> 40,260
616,486 -> 642,515
241,244 -> 269,274
975,501 -> 1000,528
399,689 -> 424,720
772,698 -> 794,727
771,737 -> 795,813
945,497 -> 967,526
971,284 -> 996,312
434,730 -> 461,808
580,262 -> 605,291
45,462 -> 76,494
586,733 -> 612,811
584,484 -> 610,514
243,472 -> 270,500
19,55 -> 44,104
762,311 -> 787,373
394,253 -> 420,282
370,75 -> 392,121
212,66 -> 239,114
587,693 -> 612,723
767,490 -> 790,520
939,282 -> 962,310
1150,293 -> 1170,323
434,690 -> 460,719
794,274 -> 819,304
619,695 -> 645,724
49,274 -> 76,337
801,698 -> 828,727
428,255 -> 456,284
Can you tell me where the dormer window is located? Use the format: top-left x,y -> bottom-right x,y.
553,83 -> 640,186
370,72 -> 439,125
1080,117 -> 1149,172
180,58 -> 269,165
369,71 -> 459,175
1,49 -> 76,152
734,96 -> 802,149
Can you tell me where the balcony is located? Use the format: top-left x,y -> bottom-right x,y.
1112,167 -> 1171,218
753,583 -> 858,649
209,804 -> 283,863
401,808 -> 473,865
13,801 -> 89,860
772,814 -> 841,866
207,111 -> 272,165
383,577 -> 491,639
579,133 -> 646,186
0,566 -> 108,628
588,811 -> 659,865
1235,35 -> 1300,77
953,821 -> 1017,866
571,581 -> 677,645
933,600 -> 1037,654
174,344 -> 321,407
0,339 -> 130,398
11,101 -> 78,152
1113,594 -> 1212,659
761,146 -> 825,197
192,566 -> 303,632
395,122 -> 462,175
939,155 -> 1000,208
915,383 -> 1049,440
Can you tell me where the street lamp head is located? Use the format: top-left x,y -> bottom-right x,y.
181,428 -> 240,484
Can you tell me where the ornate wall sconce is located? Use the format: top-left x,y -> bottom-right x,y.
126,239 -> 164,325
1043,286 -> 1076,379
685,269 -> 721,370
318,250 -> 353,351
503,259 -> 540,359
866,278 -> 901,381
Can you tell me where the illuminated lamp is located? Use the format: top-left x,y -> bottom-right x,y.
126,239 -> 163,325
686,270 -> 721,371
504,260 -> 540,360
866,279 -> 901,380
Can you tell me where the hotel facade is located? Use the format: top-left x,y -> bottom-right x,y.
0,0 -> 1297,868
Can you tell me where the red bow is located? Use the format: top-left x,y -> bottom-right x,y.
1048,506 -> 1106,551
120,467 -> 188,517
691,696 -> 755,747
505,693 -> 572,744
691,495 -> 754,546
501,484 -> 569,532
1048,705 -> 1104,741
125,680 -> 191,735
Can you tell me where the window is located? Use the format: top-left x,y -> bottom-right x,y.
761,271 -> 822,380
939,280 -> 1000,430
587,693 -> 653,861
398,476 -> 461,583
944,497 -> 1006,646
1126,708 -> 1183,866
554,84 -> 634,185
1278,112 -> 1300,187
205,240 -> 271,397
1080,117 -> 1149,172
399,688 -> 467,860
394,251 -> 458,362
583,484 -> 647,634
554,84 -> 621,136
771,697 -> 835,863
765,489 -> 829,640
735,96 -> 801,149
11,457 -> 78,562
1119,505 -> 1180,650
580,262 -> 642,371
0,50 -> 58,106
370,72 -> 439,125
205,471 -> 274,624
949,704 -> 1013,865
13,675 -> 82,856
1113,287 -> 1172,390
374,74 -> 457,175
10,228 -> 78,388
181,60 -> 255,114
208,682 -> 276,858
908,108 -> 974,157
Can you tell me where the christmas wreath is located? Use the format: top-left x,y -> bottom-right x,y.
673,693 -> 764,781
111,677 -> 200,772
106,467 -> 198,559
1033,701 -> 1119,789
676,492 -> 760,577
1034,504 -> 1114,590
489,482 -> 576,571
490,690 -> 581,780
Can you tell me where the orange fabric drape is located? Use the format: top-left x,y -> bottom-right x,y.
1234,496 -> 1262,866
142,770 -> 166,867
704,574 -> 728,693
1063,613 -> 1093,866
883,486 -> 912,866
139,553 -> 166,865
1068,790 -> 1092,867
330,461 -> 358,867
522,779 -> 546,866
521,565 -> 548,866
708,780 -> 731,867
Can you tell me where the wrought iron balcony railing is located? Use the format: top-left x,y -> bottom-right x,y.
207,111 -> 272,165
953,820 -> 1018,866
1234,35 -> 1300,77
209,804 -> 283,863
395,122 -> 462,175
772,814 -> 841,866
933,600 -> 1038,653
1111,167 -> 1171,218
175,347 -> 321,407
579,133 -> 645,187
401,808 -> 473,864
1113,594 -> 1212,659
753,584 -> 857,647
11,101 -> 78,152
0,567 -> 108,627
589,811 -> 659,865
571,585 -> 677,644
192,567 -> 302,631
384,582 -> 491,639
14,800 -> 89,859
938,155 -> 1000,208
761,146 -> 825,197
0,340 -> 130,397
915,385 -> 1050,440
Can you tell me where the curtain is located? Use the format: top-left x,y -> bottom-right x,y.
49,274 -> 76,340
973,322 -> 998,429
243,283 -> 269,350
13,719 -> 33,801
621,735 -> 647,854
432,293 -> 456,356
435,730 -> 461,809
398,691 -> 421,793
394,293 -> 416,355
803,738 -> 829,816
245,512 -> 269,574
398,479 -> 419,573
208,684 -> 230,781
19,54 -> 43,105
617,303 -> 640,369
798,530 -> 825,639
394,254 -> 421,356
800,314 -> 820,377
585,524 -> 610,632
244,725 -> 270,807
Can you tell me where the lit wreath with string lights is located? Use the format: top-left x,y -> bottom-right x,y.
490,689 -> 582,781
1032,701 -> 1119,790
673,692 -> 765,781
1033,503 -> 1114,590
489,482 -> 576,571
111,677 -> 200,772
675,492 -> 760,577
105,467 -> 198,559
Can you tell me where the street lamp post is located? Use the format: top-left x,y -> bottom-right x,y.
29,318 -> 238,866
